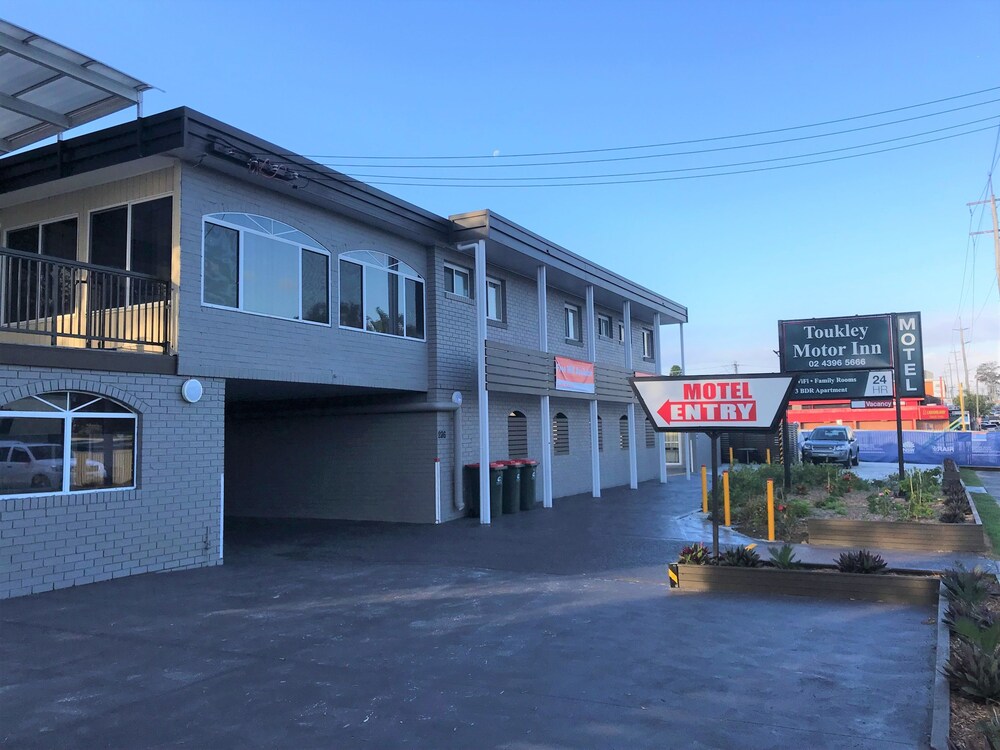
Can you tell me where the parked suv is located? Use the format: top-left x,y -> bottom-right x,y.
801,425 -> 859,467
0,441 -> 106,492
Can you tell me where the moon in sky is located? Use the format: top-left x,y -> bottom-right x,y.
492,149 -> 500,157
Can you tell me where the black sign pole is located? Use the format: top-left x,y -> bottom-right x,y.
709,430 -> 720,558
782,418 -> 792,492
891,313 -> 906,483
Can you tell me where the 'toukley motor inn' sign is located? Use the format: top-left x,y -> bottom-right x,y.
630,374 -> 798,433
779,315 -> 894,372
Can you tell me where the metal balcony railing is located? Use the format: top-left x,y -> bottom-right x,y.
0,247 -> 171,353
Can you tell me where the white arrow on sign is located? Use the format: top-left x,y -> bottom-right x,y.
630,374 -> 798,432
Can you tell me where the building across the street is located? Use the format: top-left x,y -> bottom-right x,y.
0,105 -> 688,599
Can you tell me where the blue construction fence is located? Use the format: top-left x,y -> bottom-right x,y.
855,430 -> 1000,468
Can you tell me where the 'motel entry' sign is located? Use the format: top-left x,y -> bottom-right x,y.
630,374 -> 798,433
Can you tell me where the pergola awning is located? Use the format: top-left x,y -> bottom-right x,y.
0,19 -> 151,155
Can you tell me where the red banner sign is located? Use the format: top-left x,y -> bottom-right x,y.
555,356 -> 595,394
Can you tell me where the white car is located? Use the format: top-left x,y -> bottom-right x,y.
0,441 -> 107,492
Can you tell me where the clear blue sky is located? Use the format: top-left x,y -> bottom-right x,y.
6,1 -> 999,393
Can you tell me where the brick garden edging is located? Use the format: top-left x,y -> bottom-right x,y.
675,563 -> 939,605
806,482 -> 988,553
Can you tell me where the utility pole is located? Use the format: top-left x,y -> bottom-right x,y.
968,184 -> 1000,298
955,322 -> 971,403
732,362 -> 739,375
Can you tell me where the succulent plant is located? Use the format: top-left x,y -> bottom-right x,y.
943,565 -> 994,605
945,640 -> 1000,703
835,549 -> 887,574
718,545 -> 762,568
768,544 -> 801,569
940,507 -> 967,524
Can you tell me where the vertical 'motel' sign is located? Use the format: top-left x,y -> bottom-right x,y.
895,311 -> 925,398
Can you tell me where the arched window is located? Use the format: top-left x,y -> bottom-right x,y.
552,412 -> 569,455
202,213 -> 330,324
645,419 -> 656,448
507,411 -> 528,458
339,251 -> 425,340
597,415 -> 604,452
0,391 -> 137,496
619,415 -> 630,450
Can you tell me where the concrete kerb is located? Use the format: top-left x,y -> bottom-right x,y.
930,582 -> 951,750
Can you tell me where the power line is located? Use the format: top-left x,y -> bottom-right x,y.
338,116 -> 1000,182
289,84 -> 1000,161
306,99 -> 1000,170
341,125 -> 997,188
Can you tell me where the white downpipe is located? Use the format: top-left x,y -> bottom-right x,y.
538,265 -> 553,509
434,458 -> 442,524
654,313 -> 667,484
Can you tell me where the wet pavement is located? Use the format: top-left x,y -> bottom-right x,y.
0,469 -> 949,749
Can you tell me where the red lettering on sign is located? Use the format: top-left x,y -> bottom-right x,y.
657,399 -> 757,424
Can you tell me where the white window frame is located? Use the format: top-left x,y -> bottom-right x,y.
642,329 -> 654,358
0,392 -> 138,500
339,251 -> 426,342
486,276 -> 504,322
597,314 -> 612,339
444,262 -> 472,299
565,304 -> 582,342
200,213 -> 331,327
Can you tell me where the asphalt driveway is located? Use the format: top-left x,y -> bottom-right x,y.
0,477 -> 940,749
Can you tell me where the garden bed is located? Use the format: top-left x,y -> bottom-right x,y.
674,561 -> 939,605
723,463 -> 983,552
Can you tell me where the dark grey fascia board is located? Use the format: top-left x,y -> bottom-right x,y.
450,210 -> 688,323
178,108 -> 453,245
0,106 -> 453,246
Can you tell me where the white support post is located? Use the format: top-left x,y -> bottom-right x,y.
538,265 -> 553,508
623,301 -> 637,489
627,402 -> 639,490
475,239 -> 490,524
541,395 -> 553,508
680,321 -> 691,480
458,240 -> 492,524
654,313 -> 667,484
586,285 -> 600,497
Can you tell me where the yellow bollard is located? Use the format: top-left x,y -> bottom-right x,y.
766,448 -> 771,465
767,479 -> 775,541
700,465 -> 708,513
723,470 -> 731,526
729,447 -> 735,465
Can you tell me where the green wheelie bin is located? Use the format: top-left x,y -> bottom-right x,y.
464,462 -> 504,518
519,460 -> 538,510
500,460 -> 522,514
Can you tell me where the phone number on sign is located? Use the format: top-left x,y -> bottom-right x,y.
806,358 -> 868,368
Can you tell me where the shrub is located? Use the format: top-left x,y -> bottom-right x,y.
678,543 -> 710,565
940,507 -> 967,524
836,549 -> 887,574
718,545 -> 762,567
945,598 -> 993,631
814,496 -> 848,515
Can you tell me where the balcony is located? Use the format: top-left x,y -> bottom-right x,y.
0,247 -> 171,355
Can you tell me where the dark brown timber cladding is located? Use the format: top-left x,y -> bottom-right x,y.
676,564 -> 939,605
806,519 -> 987,552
